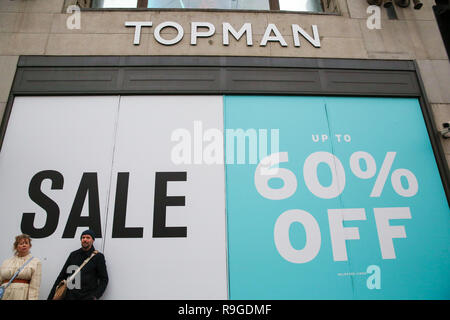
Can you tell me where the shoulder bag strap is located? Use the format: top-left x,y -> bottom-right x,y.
3,256 -> 34,289
67,250 -> 98,283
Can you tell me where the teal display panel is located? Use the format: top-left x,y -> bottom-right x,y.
224,96 -> 450,299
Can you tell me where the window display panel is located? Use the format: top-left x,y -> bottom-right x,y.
0,95 -> 228,300
224,96 -> 450,299
0,96 -> 120,299
101,96 -> 228,299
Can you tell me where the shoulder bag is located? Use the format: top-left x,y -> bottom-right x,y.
52,250 -> 98,300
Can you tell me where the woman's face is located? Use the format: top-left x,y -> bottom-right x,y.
16,239 -> 31,256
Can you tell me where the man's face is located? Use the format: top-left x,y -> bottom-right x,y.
81,235 -> 94,251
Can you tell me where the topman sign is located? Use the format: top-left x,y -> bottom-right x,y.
125,21 -> 321,48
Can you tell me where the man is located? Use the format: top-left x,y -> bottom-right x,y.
48,230 -> 108,300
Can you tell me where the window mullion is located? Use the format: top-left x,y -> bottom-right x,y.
269,0 -> 280,10
137,0 -> 148,8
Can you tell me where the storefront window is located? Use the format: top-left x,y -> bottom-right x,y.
147,0 -> 269,10
92,0 -> 139,8
90,0 -> 324,12
280,0 -> 323,12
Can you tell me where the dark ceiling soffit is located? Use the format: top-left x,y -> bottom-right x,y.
17,56 -> 417,71
12,56 -> 421,96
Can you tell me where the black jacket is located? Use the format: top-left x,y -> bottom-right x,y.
48,246 -> 108,300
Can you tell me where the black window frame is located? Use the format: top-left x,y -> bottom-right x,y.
86,0 -> 324,12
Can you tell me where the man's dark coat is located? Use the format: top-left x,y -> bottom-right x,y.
48,246 -> 108,300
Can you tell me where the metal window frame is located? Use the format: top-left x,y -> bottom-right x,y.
88,0 -> 324,11
1,55 -> 449,204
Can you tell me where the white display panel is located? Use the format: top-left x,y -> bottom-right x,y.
102,96 -> 227,299
0,95 -> 227,300
0,96 -> 120,300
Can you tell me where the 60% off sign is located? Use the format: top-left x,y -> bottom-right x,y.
254,151 -> 418,263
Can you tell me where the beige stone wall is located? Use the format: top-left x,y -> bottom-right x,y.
0,0 -> 449,165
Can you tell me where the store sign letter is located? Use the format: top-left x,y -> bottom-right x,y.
126,21 -> 320,48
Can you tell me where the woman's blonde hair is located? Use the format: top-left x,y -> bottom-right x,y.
13,234 -> 32,253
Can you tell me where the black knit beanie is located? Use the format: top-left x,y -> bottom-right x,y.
81,229 -> 96,240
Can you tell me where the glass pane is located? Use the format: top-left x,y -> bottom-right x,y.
147,0 -> 269,10
279,0 -> 323,12
92,0 -> 138,8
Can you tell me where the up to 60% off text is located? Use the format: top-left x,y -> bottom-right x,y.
255,150 -> 418,263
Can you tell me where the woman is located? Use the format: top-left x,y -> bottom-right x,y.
0,234 -> 42,300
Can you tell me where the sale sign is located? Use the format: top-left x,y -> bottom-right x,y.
0,95 -> 448,299
0,96 -> 228,300
224,96 -> 450,299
